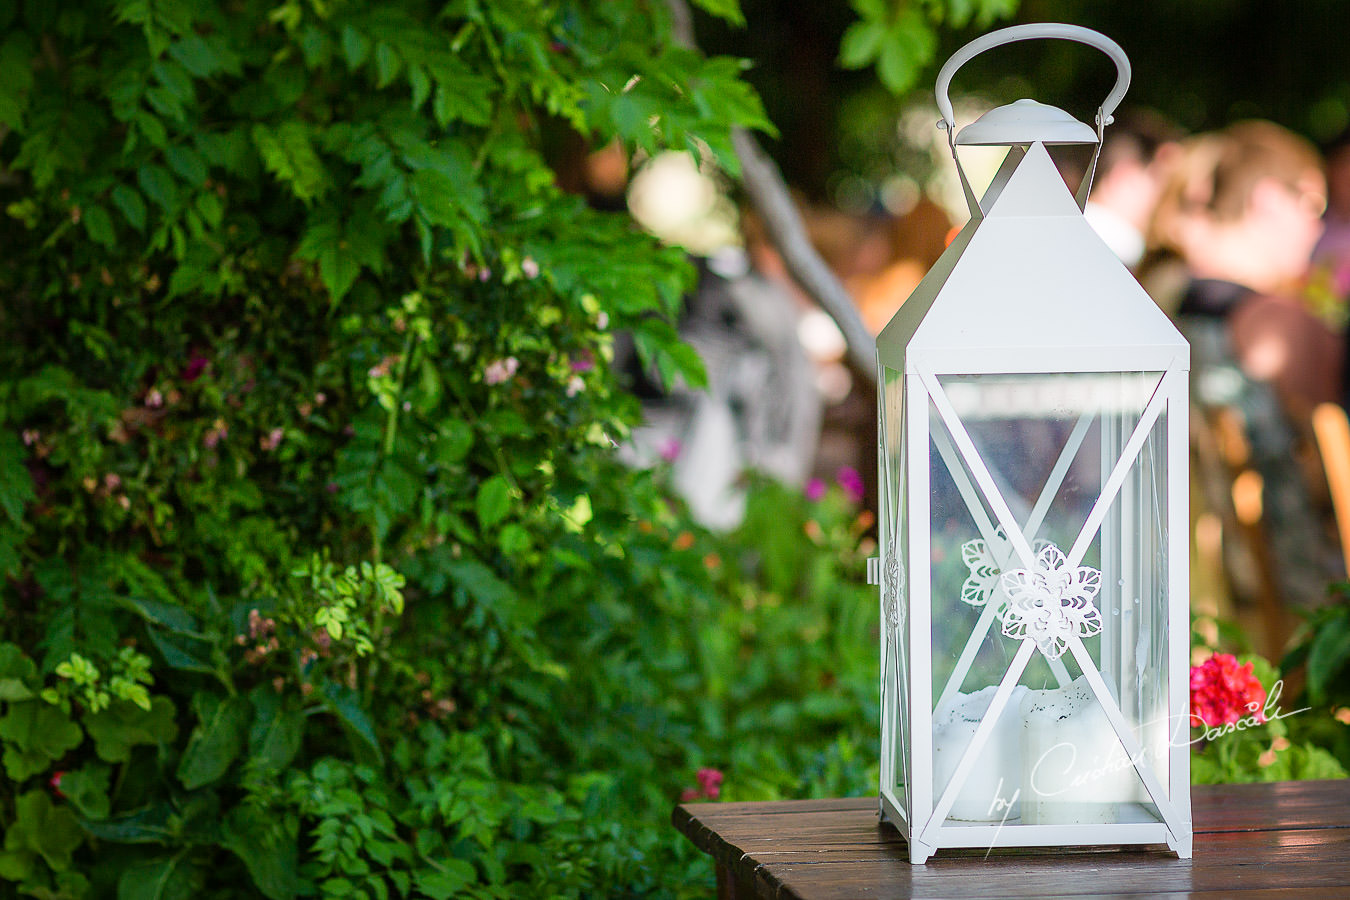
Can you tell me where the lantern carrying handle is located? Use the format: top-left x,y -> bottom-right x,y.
934,23 -> 1131,136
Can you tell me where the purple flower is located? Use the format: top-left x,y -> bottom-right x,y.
836,466 -> 864,503
658,438 -> 681,463
571,350 -> 595,373
804,478 -> 826,501
181,353 -> 209,382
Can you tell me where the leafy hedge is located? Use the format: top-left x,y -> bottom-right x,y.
0,1 -> 881,896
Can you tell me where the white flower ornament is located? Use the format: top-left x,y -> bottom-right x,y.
998,543 -> 1102,660
959,528 -> 1050,613
883,541 -> 905,630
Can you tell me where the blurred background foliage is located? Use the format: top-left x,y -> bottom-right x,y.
699,0 -> 1350,212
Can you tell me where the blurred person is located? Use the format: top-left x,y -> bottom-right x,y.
1083,108 -> 1184,271
1311,129 -> 1350,411
1157,120 -> 1343,609
1314,127 -> 1350,272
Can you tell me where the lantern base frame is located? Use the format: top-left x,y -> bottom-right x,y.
880,792 -> 1192,864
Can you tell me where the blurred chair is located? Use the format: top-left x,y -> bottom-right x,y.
1189,403 -> 1292,657
1312,402 -> 1350,576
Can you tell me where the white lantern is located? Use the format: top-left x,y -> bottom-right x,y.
870,24 -> 1192,863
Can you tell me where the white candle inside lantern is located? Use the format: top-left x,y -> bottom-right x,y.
1018,675 -> 1136,824
932,684 -> 1029,821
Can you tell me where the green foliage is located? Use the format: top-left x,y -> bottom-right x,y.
838,0 -> 1018,94
0,0 -> 885,896
1283,584 -> 1350,705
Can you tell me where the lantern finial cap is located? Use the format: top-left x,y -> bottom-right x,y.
955,99 -> 1099,147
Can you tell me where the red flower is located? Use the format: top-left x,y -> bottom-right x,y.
1190,652 -> 1267,728
49,771 -> 66,798
681,767 -> 725,802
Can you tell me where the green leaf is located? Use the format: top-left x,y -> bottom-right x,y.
428,63 -> 494,127
446,558 -> 512,614
1307,612 -> 1350,702
407,65 -> 431,110
475,475 -> 512,529
78,802 -> 177,844
874,9 -> 936,95
374,42 -> 401,88
298,220 -> 361,301
221,804 -> 298,900
146,629 -> 216,674
499,523 -> 532,557
119,594 -> 198,634
340,25 -> 371,69
194,190 -> 223,227
434,420 -> 473,465
0,32 -> 35,129
295,208 -> 388,303
248,687 -> 304,774
111,183 -> 149,231
839,20 -> 885,67
688,0 -> 745,26
118,853 -> 197,900
168,33 -> 240,78
4,790 -> 83,873
0,429 -> 36,525
252,122 -> 329,203
321,682 -> 382,764
137,163 -> 180,213
165,144 -> 208,187
82,204 -> 116,246
414,862 -> 475,899
0,701 -> 83,780
84,696 -> 177,763
177,692 -> 250,789
151,58 -> 194,104
0,643 -> 38,701
57,764 -> 111,820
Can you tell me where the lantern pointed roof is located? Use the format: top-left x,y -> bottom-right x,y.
877,141 -> 1188,375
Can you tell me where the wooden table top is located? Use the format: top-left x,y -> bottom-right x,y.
673,780 -> 1350,899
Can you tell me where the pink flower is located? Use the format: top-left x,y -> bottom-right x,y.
145,388 -> 164,408
521,257 -> 539,279
49,771 -> 66,798
836,466 -> 864,503
658,438 -> 681,463
484,357 -> 519,385
566,376 -> 585,397
805,478 -> 826,501
260,428 -> 284,451
203,419 -> 228,449
1190,652 -> 1267,728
